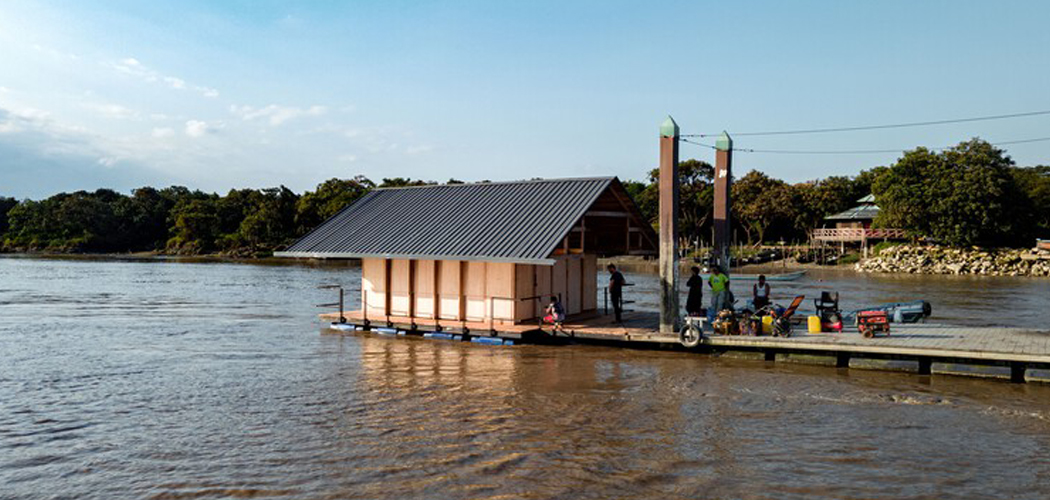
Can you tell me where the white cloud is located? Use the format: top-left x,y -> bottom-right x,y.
405,145 -> 433,155
184,120 -> 212,138
97,156 -> 117,167
152,127 -> 175,138
230,104 -> 327,126
163,76 -> 186,90
85,102 -> 139,120
197,86 -> 219,98
337,154 -> 357,163
110,57 -> 219,98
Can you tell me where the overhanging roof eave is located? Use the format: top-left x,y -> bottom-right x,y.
273,251 -> 557,266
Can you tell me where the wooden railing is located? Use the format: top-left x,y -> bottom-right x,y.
811,228 -> 907,242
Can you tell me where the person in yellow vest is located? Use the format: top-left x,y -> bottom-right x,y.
708,265 -> 731,321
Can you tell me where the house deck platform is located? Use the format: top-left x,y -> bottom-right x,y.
320,310 -> 1050,383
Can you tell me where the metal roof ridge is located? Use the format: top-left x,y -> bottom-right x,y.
371,175 -> 618,191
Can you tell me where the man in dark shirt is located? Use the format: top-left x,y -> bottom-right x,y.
608,264 -> 626,322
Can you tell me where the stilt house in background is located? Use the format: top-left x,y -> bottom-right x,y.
276,177 -> 657,327
811,194 -> 906,255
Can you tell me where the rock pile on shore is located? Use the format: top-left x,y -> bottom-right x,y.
856,245 -> 1050,277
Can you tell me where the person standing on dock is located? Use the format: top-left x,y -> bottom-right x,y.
608,264 -> 626,323
708,265 -> 730,319
686,266 -> 704,317
752,275 -> 771,311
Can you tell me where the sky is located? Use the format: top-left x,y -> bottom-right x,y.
1,0 -> 1048,199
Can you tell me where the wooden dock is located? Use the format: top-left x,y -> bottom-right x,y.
320,310 -> 1050,383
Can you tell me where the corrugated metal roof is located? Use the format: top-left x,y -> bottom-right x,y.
277,177 -> 634,264
825,204 -> 880,221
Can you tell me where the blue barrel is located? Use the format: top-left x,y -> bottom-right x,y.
471,337 -> 504,345
423,332 -> 455,340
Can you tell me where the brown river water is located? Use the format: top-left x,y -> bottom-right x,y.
1,256 -> 1049,499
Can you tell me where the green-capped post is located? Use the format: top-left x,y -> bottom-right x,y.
658,115 -> 680,333
660,115 -> 679,138
715,131 -> 732,151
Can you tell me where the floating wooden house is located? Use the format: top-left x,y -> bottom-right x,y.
277,177 -> 657,328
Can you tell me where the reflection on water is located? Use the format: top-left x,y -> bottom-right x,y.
1,256 -> 1049,499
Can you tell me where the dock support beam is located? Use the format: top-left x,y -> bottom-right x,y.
917,358 -> 933,376
836,352 -> 850,368
713,132 -> 733,273
764,351 -> 776,362
1011,362 -> 1027,383
658,116 -> 680,334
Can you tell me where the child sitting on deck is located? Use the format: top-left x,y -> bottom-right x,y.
543,295 -> 566,332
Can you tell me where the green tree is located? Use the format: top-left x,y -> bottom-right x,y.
635,159 -> 715,249
1012,165 -> 1050,239
874,139 -> 1031,247
378,177 -> 433,188
791,175 -> 868,238
167,197 -> 221,254
0,197 -> 18,236
732,170 -> 794,245
295,176 -> 374,232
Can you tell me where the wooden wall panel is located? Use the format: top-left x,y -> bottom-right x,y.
550,256 -> 567,316
464,261 -> 487,321
361,258 -> 387,317
414,260 -> 436,318
514,264 -> 535,322
438,260 -> 461,320
582,254 -> 598,311
389,259 -> 412,316
566,256 -> 582,315
486,262 -> 515,322
533,264 -> 552,318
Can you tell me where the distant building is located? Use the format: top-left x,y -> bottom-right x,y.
824,194 -> 879,230
811,194 -> 906,253
276,177 -> 656,328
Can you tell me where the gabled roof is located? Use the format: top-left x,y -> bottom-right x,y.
826,204 -> 880,221
826,193 -> 879,221
276,176 -> 655,265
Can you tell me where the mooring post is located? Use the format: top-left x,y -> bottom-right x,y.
658,116 -> 680,334
713,132 -> 733,274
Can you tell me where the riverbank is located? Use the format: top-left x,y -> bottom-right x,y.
856,244 -> 1050,277
0,251 -> 358,267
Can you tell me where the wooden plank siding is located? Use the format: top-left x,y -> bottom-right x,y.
358,255 -> 599,325
438,261 -> 461,321
389,259 -> 412,317
413,260 -> 437,319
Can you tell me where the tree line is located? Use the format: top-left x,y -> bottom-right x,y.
625,138 -> 1049,249
1,138 -> 1047,256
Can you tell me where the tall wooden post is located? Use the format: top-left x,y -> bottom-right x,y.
713,131 -> 733,275
659,116 -> 680,333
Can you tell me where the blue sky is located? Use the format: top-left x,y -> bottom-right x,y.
1,0 -> 1048,199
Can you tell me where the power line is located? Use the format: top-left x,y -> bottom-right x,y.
679,137 -> 717,149
679,109 -> 1050,138
678,136 -> 1050,155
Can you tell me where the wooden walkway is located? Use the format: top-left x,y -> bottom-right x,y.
321,310 -> 1050,383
